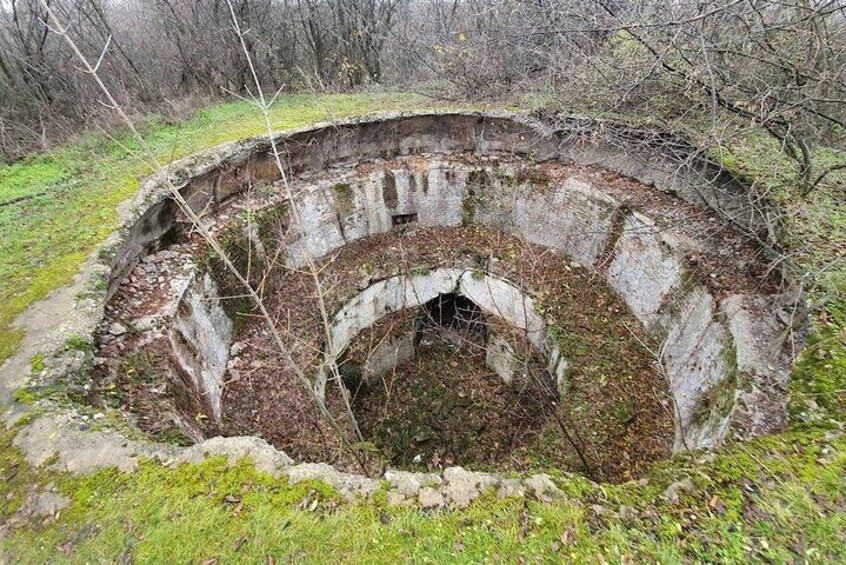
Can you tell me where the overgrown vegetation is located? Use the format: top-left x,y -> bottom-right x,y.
1,95 -> 844,560
1,88 -> 843,562
2,0 -> 845,557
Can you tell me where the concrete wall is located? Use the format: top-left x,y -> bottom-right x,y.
606,213 -> 685,329
104,111 -> 800,452
169,273 -> 233,422
269,159 -> 793,451
360,333 -> 417,384
281,162 -> 616,271
354,321 -> 541,390
485,334 -> 521,386
106,111 -> 775,298
269,161 -> 752,450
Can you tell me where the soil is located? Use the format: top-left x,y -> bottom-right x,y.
351,336 -> 556,472
87,244 -> 218,443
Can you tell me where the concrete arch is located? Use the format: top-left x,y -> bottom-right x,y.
320,268 -> 568,398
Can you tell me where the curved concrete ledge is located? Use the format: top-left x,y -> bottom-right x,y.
0,110 -> 805,492
321,268 -> 569,398
10,413 -> 571,507
104,110 -> 778,300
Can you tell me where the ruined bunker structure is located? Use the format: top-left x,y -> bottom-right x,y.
89,111 -> 801,480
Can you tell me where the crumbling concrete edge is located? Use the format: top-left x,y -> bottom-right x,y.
10,412 -> 575,507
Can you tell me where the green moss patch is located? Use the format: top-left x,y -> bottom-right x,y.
790,299 -> 846,427
1,424 -> 844,563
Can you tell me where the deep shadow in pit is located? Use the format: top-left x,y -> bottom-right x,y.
339,293 -> 579,477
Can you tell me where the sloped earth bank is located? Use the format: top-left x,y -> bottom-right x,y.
3,112 -> 802,505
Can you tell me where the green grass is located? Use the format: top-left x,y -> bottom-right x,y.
713,132 -> 846,295
0,92 -> 436,363
790,299 -> 846,426
1,423 -> 844,563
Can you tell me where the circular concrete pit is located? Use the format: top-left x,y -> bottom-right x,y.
80,112 -> 800,483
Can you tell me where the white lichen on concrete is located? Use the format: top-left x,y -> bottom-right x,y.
606,212 -> 684,328
660,287 -> 734,451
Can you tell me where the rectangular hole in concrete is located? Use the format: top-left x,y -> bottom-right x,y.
391,213 -> 418,229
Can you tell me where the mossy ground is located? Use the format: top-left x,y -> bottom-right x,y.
1,94 -> 845,562
1,422 -> 844,563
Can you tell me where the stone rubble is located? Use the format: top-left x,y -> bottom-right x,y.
662,478 -> 695,503
10,411 -> 584,509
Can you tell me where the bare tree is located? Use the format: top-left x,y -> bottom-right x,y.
35,0 -> 374,470
409,0 -> 845,193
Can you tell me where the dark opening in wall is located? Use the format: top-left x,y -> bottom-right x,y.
415,293 -> 487,346
391,212 -> 418,229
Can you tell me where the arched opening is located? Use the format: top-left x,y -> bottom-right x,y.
416,293 -> 488,346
